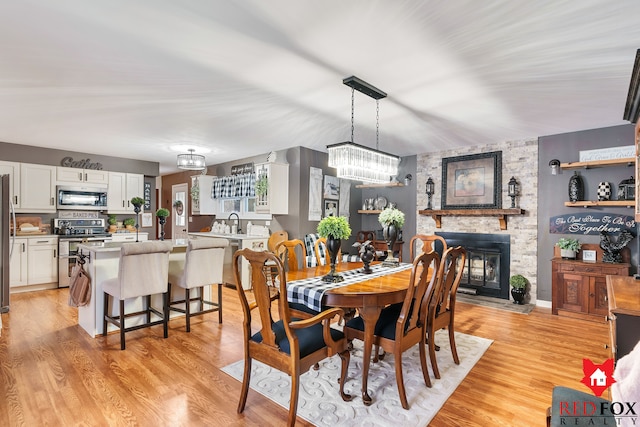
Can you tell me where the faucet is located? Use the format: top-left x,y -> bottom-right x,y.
228,212 -> 242,234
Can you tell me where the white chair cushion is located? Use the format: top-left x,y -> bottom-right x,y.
168,238 -> 228,289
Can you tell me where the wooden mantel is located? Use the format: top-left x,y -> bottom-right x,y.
418,208 -> 525,230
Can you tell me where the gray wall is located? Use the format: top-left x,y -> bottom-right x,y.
537,123 -> 637,301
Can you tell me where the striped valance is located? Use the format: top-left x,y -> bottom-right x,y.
211,172 -> 256,199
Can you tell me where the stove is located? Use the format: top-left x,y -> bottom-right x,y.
54,218 -> 109,237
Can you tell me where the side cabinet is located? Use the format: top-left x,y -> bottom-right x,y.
606,275 -> 640,361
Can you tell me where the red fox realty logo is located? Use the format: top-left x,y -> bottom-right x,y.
581,358 -> 616,397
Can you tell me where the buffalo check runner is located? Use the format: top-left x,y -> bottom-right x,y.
286,263 -> 413,312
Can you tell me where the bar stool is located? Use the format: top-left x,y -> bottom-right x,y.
168,238 -> 228,332
102,241 -> 173,350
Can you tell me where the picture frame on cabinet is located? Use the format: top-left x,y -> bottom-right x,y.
582,249 -> 597,263
442,151 -> 502,209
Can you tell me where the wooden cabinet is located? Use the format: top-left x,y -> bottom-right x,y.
0,160 -> 21,208
255,162 -> 288,215
9,238 -> 28,287
27,237 -> 58,285
57,166 -> 108,185
0,161 -> 56,212
606,275 -> 640,361
107,172 -> 144,214
191,175 -> 218,215
552,244 -> 630,321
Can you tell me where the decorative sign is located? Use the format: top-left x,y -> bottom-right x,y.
579,145 -> 634,162
60,156 -> 103,170
57,211 -> 99,219
549,212 -> 636,235
231,162 -> 254,175
144,182 -> 151,210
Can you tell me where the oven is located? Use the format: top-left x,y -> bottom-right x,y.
54,217 -> 111,288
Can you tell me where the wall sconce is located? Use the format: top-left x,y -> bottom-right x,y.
425,177 -> 434,210
508,176 -> 519,208
549,159 -> 561,175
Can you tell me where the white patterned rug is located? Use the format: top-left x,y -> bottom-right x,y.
222,330 -> 492,426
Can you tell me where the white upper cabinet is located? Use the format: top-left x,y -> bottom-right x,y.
107,172 -> 144,214
0,160 -> 21,208
19,163 -> 56,213
255,162 -> 289,215
56,166 -> 109,185
191,175 -> 218,215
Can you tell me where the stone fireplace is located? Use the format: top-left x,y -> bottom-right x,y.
436,232 -> 510,299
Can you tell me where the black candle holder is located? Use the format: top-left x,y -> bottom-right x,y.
133,204 -> 142,242
425,177 -> 434,210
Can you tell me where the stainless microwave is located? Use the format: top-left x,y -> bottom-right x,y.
56,185 -> 108,210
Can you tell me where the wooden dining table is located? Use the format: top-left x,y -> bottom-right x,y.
286,261 -> 414,405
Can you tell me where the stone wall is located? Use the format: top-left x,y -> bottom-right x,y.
416,138 -> 540,303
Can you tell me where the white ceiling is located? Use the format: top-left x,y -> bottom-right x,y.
1,1 -> 639,175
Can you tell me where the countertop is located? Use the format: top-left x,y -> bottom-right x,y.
188,232 -> 269,240
78,239 -> 188,253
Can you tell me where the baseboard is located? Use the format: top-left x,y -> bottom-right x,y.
536,299 -> 552,309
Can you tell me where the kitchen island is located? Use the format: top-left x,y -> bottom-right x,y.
76,239 -> 189,337
188,232 -> 268,290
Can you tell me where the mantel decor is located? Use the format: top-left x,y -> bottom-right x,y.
442,151 -> 502,209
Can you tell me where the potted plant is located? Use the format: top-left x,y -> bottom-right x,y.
156,208 -> 170,240
317,216 -> 352,282
378,207 -> 405,265
130,197 -> 144,209
107,214 -> 118,232
509,274 -> 528,305
556,237 -> 581,259
123,218 -> 136,231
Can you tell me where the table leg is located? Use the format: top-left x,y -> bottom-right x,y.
358,304 -> 382,406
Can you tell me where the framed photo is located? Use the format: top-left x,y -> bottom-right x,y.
141,212 -> 152,227
582,249 -> 597,263
323,175 -> 340,199
324,200 -> 338,217
442,151 -> 502,209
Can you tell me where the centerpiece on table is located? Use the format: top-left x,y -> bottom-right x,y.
353,240 -> 376,274
156,208 -> 170,241
317,215 -> 352,282
379,207 -> 405,267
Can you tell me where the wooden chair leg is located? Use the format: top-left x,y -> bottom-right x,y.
428,327 -> 440,379
185,288 -> 191,332
394,350 -> 409,409
419,336 -> 432,388
145,295 -> 151,324
119,300 -> 126,350
103,292 -> 109,337
338,348 -> 352,402
217,283 -> 223,324
163,291 -> 169,338
288,363 -> 300,427
237,357 -> 252,414
449,324 -> 459,365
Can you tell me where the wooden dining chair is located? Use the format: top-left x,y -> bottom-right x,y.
343,250 -> 441,409
232,248 -> 352,426
275,239 -> 306,272
268,230 -> 289,253
426,246 -> 467,379
409,234 -> 448,261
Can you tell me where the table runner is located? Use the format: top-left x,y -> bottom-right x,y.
286,263 -> 412,312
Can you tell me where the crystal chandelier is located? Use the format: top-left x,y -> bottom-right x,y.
327,76 -> 399,183
177,148 -> 206,170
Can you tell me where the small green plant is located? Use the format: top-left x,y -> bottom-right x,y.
556,238 -> 581,252
130,196 -> 145,207
123,218 -> 136,227
317,216 -> 352,240
155,208 -> 170,218
190,185 -> 199,201
107,214 -> 117,226
509,274 -> 528,289
378,207 -> 405,228
255,175 -> 269,197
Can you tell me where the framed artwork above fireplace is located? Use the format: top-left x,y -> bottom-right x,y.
442,151 -> 502,209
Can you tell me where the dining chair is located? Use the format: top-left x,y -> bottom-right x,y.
268,230 -> 289,252
409,234 -> 448,261
102,241 -> 173,350
167,238 -> 228,332
233,248 -> 352,426
275,239 -> 306,272
426,245 -> 467,379
343,250 -> 441,409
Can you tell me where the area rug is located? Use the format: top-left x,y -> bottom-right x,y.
456,293 -> 535,314
222,330 -> 492,426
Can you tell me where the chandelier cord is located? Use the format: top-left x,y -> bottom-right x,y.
350,87 -> 355,143
376,99 -> 380,151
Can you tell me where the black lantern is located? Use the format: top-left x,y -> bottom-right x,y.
617,176 -> 636,201
508,176 -> 519,208
425,177 -> 434,210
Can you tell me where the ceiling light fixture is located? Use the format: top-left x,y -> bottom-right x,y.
177,148 -> 206,170
327,76 -> 400,183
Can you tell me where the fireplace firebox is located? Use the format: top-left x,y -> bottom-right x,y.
436,232 -> 510,299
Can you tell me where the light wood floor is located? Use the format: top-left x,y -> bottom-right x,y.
0,287 -> 609,426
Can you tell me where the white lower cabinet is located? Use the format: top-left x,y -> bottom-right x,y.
10,236 -> 58,288
9,238 -> 28,287
110,233 -> 148,242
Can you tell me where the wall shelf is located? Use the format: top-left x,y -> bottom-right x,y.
355,182 -> 404,189
560,157 -> 635,170
564,200 -> 634,208
418,208 -> 525,230
357,209 -> 383,214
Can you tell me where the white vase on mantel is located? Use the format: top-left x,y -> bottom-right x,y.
560,249 -> 577,259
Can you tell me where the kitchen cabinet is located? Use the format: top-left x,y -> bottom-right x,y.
56,166 -> 109,185
9,238 -> 28,287
552,244 -> 629,321
110,233 -> 148,242
255,162 -> 288,215
107,172 -> 144,214
606,275 -> 640,361
0,161 -> 56,212
27,237 -> 58,285
191,175 -> 218,215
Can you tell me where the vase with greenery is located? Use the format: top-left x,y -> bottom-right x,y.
123,218 -> 136,230
378,207 -> 405,266
317,216 -> 352,282
156,208 -> 170,241
107,214 -> 118,232
255,175 -> 268,198
130,197 -> 144,241
556,237 -> 581,259
509,274 -> 528,305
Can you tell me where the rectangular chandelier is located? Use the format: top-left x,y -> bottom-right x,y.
327,141 -> 400,184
